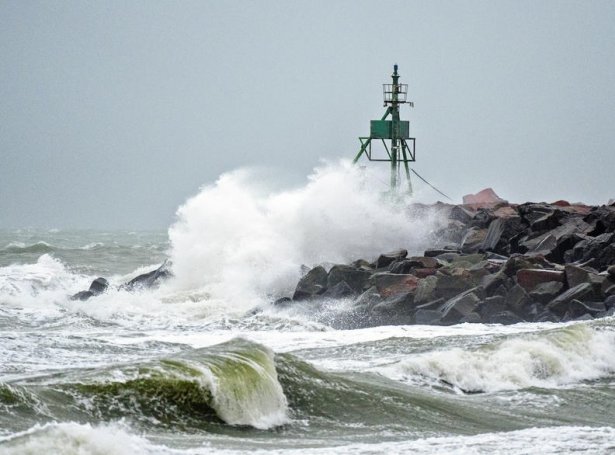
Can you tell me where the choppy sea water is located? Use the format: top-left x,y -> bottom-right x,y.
1,166 -> 615,454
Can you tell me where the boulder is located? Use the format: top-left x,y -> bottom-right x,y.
460,227 -> 488,254
123,262 -> 171,291
516,269 -> 564,291
505,284 -> 530,315
389,260 -> 414,274
584,205 -> 615,236
517,203 -> 566,231
547,282 -> 594,316
502,255 -> 548,277
480,272 -> 507,296
375,249 -> 408,269
471,209 -> 496,228
564,264 -> 592,289
353,286 -> 382,312
603,278 -> 615,297
519,217 -> 590,261
480,216 -> 528,255
413,268 -> 438,278
372,273 -> 419,298
477,295 -> 506,320
525,302 -> 545,321
434,271 -> 475,299
604,295 -> 615,310
450,205 -> 475,224
327,265 -> 371,294
529,281 -> 564,304
351,259 -> 373,271
447,253 -> 487,269
89,277 -> 109,295
293,265 -> 328,300
322,281 -> 355,299
415,297 -> 445,311
531,210 -> 564,232
439,289 -> 481,324
70,277 -> 109,301
569,233 -> 615,270
415,309 -> 443,325
389,256 -> 438,274
408,256 -> 439,269
424,248 -> 460,258
494,206 -> 519,219
414,275 -> 438,304
462,188 -> 507,209
525,234 -> 557,256
371,292 -> 415,318
534,309 -> 560,323
569,299 -> 606,317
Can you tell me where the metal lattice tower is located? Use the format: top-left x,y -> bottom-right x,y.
353,64 -> 416,194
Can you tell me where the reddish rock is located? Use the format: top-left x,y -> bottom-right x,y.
516,268 -> 565,291
414,268 -> 438,278
463,188 -> 507,209
373,273 -> 419,297
552,200 -> 570,207
569,204 -> 592,215
406,256 -> 439,268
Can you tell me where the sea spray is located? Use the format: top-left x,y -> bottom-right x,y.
167,161 -> 444,309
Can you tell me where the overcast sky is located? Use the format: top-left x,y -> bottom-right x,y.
1,0 -> 614,229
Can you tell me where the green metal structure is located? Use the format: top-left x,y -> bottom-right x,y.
353,65 -> 416,194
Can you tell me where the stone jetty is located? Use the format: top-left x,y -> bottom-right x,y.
279,192 -> 615,326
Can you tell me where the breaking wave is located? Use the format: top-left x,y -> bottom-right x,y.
1,339 -> 288,431
378,323 -> 615,393
167,161 -> 443,309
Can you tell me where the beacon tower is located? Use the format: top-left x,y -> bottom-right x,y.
353,65 -> 416,194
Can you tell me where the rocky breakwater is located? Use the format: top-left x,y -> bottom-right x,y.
278,194 -> 615,327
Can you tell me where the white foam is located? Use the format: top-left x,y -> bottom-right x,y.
7,423 -> 610,455
0,422 -> 164,455
0,255 -> 90,320
167,161 -> 443,313
377,323 -> 615,392
189,425 -> 615,454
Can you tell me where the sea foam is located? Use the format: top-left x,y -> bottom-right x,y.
379,323 -> 615,392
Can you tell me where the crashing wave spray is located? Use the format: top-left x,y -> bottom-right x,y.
167,161 -> 444,309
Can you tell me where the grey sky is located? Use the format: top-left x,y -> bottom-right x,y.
1,0 -> 614,229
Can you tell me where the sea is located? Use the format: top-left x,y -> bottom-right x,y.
1,164 -> 614,454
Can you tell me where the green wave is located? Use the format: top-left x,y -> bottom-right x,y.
1,339 -> 288,432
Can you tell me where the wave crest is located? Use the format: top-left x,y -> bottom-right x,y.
381,324 -> 615,393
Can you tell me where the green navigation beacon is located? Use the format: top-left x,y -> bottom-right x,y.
353,64 -> 416,195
